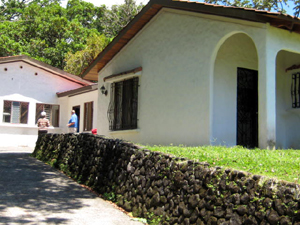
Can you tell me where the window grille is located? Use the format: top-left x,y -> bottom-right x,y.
292,72 -> 300,108
108,77 -> 139,131
3,101 -> 29,124
84,101 -> 93,131
36,104 -> 60,127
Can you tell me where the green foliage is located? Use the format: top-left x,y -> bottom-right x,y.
0,21 -> 24,56
0,0 -> 143,74
294,0 -> 300,17
203,0 -> 300,17
64,33 -> 109,75
146,212 -> 163,225
131,217 -> 148,223
203,0 -> 288,14
66,0 -> 105,30
100,0 -> 144,38
103,192 -> 116,201
145,145 -> 300,183
49,158 -> 57,167
0,0 -> 105,70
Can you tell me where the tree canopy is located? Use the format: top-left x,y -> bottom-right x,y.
204,0 -> 289,13
0,0 -> 107,69
100,0 -> 144,38
64,0 -> 143,75
64,33 -> 109,75
1,0 -> 300,77
0,0 -> 144,73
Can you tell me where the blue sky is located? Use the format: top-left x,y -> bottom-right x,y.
286,0 -> 296,16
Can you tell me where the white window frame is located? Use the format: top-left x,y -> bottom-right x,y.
3,100 -> 29,124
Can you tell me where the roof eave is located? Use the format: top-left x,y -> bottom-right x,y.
80,1 -> 161,80
56,83 -> 98,97
81,0 -> 300,80
0,55 -> 93,86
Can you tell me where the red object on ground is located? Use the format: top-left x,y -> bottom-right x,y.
91,129 -> 97,134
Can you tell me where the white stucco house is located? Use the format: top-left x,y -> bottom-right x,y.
81,0 -> 300,149
0,55 -> 98,147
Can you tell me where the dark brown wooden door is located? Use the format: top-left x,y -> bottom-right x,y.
237,68 -> 258,148
72,105 -> 80,133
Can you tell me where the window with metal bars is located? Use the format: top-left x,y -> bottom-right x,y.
3,100 -> 29,124
84,101 -> 93,131
36,104 -> 59,127
108,77 -> 139,131
292,72 -> 300,108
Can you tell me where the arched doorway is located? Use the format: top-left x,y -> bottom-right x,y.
212,32 -> 259,147
276,50 -> 300,149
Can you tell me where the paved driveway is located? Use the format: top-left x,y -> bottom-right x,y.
0,147 -> 144,225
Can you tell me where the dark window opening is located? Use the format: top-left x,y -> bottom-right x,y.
108,77 -> 139,131
36,104 -> 60,127
3,100 -> 29,124
292,72 -> 300,108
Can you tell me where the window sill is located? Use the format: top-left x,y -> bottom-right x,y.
0,124 -> 59,129
283,108 -> 300,116
109,129 -> 140,135
286,108 -> 300,112
0,123 -> 36,128
104,67 -> 142,83
48,126 -> 60,129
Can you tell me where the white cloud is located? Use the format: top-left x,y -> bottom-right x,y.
61,0 -> 149,8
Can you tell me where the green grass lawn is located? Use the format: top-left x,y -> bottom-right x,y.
144,145 -> 300,184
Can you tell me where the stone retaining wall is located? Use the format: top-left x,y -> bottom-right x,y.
33,133 -> 300,224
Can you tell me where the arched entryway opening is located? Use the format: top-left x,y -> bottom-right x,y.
276,50 -> 300,149
212,32 -> 258,148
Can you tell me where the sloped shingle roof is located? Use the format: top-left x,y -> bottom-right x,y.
81,0 -> 300,81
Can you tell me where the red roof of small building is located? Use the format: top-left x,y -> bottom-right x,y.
0,55 -> 93,86
56,83 -> 98,97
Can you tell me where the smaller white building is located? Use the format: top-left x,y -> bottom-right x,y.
57,84 -> 98,134
0,55 -> 97,147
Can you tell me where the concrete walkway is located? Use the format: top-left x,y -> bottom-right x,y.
0,147 -> 145,225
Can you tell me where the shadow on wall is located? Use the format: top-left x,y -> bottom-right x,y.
0,152 -> 97,224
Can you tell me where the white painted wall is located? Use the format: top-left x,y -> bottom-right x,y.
96,9 -> 267,146
213,25 -> 300,149
252,25 -> 300,149
59,89 -> 98,133
94,8 -> 300,148
0,61 -> 84,147
260,25 -> 300,149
